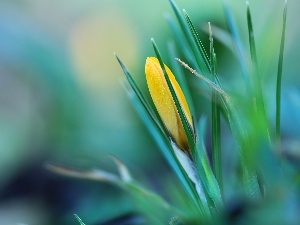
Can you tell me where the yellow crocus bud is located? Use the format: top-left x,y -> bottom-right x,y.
145,57 -> 193,153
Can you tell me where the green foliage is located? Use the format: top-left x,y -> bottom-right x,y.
115,0 -> 291,224
50,0 -> 295,224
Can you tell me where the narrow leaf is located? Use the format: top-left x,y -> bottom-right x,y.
246,1 -> 269,140
48,163 -> 180,214
169,0 -> 210,75
222,1 -> 252,95
75,214 -> 86,225
167,41 -> 196,117
246,1 -> 258,71
116,54 -> 169,139
221,2 -> 262,199
166,14 -> 197,70
196,117 -> 223,211
201,24 -> 235,55
175,58 -> 230,101
46,163 -> 120,185
177,58 -> 261,199
183,10 -> 211,74
276,0 -> 287,153
111,156 -> 132,182
209,23 -> 223,195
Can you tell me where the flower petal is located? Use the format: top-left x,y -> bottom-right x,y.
145,57 -> 193,152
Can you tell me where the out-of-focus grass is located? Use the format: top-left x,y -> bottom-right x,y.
0,0 -> 300,224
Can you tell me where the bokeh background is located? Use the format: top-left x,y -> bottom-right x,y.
0,0 -> 299,224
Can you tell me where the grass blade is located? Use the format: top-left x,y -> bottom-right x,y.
209,23 -> 223,195
202,24 -> 235,56
196,117 -> 224,211
276,0 -> 287,154
49,163 -> 182,218
175,58 -> 229,101
167,41 -> 196,117
115,54 -> 162,131
75,214 -> 86,225
222,1 -> 252,96
246,1 -> 258,72
169,0 -> 210,75
246,1 -> 269,140
177,58 -> 261,199
166,14 -> 197,70
222,1 -> 262,199
183,10 -> 211,74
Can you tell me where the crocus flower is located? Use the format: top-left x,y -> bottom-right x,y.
145,57 -> 194,154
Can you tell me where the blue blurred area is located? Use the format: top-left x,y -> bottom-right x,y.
0,0 -> 299,224
0,1 -> 180,224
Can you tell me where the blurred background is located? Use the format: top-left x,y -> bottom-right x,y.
0,0 -> 299,224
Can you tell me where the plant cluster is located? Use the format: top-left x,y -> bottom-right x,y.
52,0 -> 299,224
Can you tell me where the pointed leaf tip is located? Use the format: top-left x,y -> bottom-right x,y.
75,214 -> 86,225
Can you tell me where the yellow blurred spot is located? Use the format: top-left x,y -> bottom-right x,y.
69,11 -> 138,93
68,11 -> 139,129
